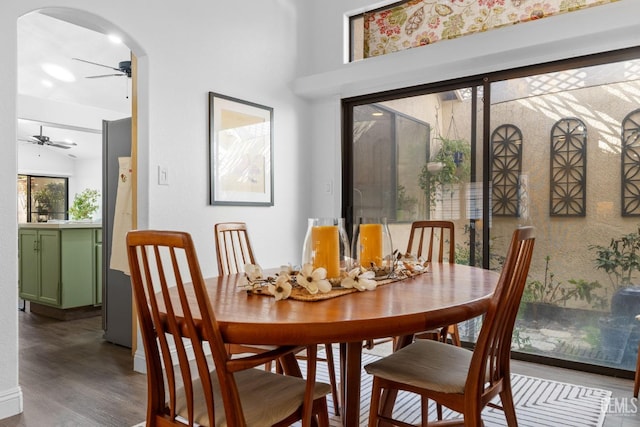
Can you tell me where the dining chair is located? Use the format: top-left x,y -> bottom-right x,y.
214,222 -> 342,416
407,220 -> 460,346
214,222 -> 256,275
365,226 -> 535,427
364,220 -> 459,351
127,230 -> 331,427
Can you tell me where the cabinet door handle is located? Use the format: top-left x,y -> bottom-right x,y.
34,240 -> 39,252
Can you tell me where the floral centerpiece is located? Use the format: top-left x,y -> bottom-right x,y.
241,253 -> 430,301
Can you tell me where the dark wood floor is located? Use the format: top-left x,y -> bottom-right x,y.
2,309 -> 639,426
1,311 -> 147,427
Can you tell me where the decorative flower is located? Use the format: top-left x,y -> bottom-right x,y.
342,268 -> 377,291
268,274 -> 292,301
245,264 -> 264,281
296,264 -> 332,295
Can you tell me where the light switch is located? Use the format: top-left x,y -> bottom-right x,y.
158,165 -> 169,185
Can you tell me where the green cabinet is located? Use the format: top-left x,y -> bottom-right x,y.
19,228 -> 60,305
19,225 -> 102,309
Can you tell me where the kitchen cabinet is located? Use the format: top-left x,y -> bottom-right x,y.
19,223 -> 102,309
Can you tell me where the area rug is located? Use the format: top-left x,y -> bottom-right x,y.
133,351 -> 611,427
294,351 -> 612,427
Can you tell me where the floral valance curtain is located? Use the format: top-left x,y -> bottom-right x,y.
363,0 -> 618,58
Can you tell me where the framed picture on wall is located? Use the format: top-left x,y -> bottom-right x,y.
208,92 -> 274,206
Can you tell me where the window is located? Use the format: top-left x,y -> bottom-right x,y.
348,0 -> 618,62
18,174 -> 69,223
351,103 -> 430,223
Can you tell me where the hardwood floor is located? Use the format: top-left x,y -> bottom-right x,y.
1,311 -> 146,427
2,310 -> 639,426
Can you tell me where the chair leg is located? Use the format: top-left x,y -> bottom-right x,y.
499,386 -> 518,427
449,324 -> 461,347
314,397 -> 330,427
421,396 -> 429,426
634,341 -> 640,398
324,343 -> 341,416
368,377 -> 382,427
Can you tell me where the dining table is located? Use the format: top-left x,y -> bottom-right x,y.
160,262 -> 499,426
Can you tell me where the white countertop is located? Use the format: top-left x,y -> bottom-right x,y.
19,221 -> 102,229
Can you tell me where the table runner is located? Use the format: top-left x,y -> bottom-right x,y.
247,269 -> 427,301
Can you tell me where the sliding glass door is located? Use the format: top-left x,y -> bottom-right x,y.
343,48 -> 640,375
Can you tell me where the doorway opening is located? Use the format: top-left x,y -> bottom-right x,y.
16,9 -> 136,347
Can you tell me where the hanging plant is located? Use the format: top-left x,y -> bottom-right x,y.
418,136 -> 471,207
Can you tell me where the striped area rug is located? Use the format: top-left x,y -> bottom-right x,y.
295,350 -> 611,427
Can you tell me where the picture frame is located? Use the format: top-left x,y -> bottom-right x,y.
209,92 -> 274,206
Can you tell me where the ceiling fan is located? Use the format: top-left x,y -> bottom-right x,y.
72,57 -> 132,78
19,126 -> 77,149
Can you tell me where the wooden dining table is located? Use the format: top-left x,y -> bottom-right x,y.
162,262 -> 499,426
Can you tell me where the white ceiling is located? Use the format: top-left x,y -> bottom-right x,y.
17,11 -> 132,160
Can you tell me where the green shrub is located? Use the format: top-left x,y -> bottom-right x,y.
69,188 -> 100,220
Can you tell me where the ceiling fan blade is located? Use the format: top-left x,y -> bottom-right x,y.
49,140 -> 77,147
86,74 -> 126,79
47,142 -> 73,149
72,57 -> 121,72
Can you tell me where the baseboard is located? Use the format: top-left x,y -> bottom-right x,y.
132,341 -> 198,374
30,303 -> 101,321
0,386 -> 23,420
133,349 -> 147,374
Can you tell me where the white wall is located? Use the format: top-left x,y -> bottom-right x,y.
72,157 -> 102,220
1,0 -> 310,419
2,0 -> 639,421
17,143 -> 75,177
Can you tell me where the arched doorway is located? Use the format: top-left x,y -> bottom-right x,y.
16,7 -> 146,352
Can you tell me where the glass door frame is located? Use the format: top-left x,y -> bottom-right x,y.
342,78 -> 488,267
340,46 -> 640,378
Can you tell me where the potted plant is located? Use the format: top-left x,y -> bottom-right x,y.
418,136 -> 471,209
591,228 -> 640,363
68,188 -> 100,220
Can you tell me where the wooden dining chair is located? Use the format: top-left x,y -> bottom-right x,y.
364,220 -> 459,351
214,222 -> 274,361
407,220 -> 461,346
214,222 -> 256,275
214,222 -> 341,416
365,226 -> 535,427
127,230 -> 330,427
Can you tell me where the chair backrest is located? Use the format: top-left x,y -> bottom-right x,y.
127,230 -> 245,426
214,222 -> 256,275
466,226 -> 535,402
405,220 -> 455,264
